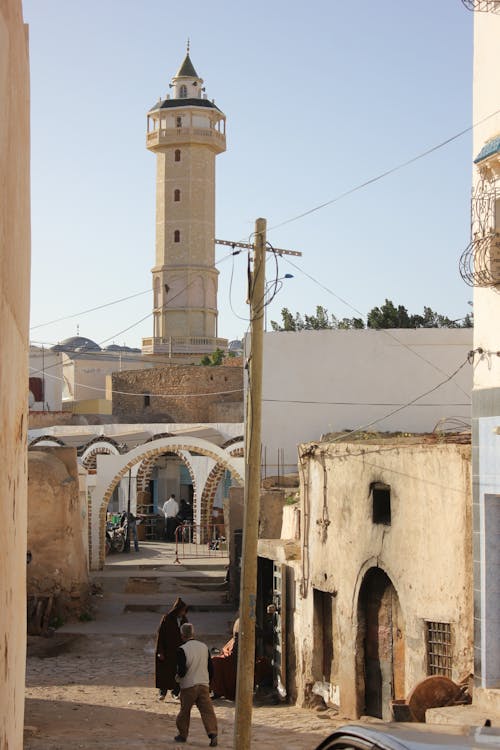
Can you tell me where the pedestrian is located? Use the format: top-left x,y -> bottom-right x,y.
155,597 -> 188,701
120,510 -> 140,552
174,622 -> 218,747
163,494 -> 179,541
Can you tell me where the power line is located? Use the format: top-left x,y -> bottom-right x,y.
263,398 -> 470,406
30,289 -> 151,330
267,107 -> 500,233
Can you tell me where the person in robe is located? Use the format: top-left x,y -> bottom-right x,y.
155,597 -> 188,700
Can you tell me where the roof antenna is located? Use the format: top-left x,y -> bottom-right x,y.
76,323 -> 80,336
187,37 -> 190,54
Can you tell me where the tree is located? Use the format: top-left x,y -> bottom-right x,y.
270,306 -> 365,331
200,348 -> 225,366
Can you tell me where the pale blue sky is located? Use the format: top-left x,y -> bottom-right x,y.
25,0 -> 474,347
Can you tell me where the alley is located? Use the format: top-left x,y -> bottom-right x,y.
24,543 -> 343,749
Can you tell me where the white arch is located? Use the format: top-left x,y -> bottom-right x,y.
80,439 -> 121,465
90,436 -> 244,570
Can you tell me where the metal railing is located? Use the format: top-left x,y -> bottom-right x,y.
174,523 -> 227,564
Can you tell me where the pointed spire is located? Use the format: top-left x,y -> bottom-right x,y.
175,43 -> 199,79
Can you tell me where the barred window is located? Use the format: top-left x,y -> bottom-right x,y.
426,621 -> 452,677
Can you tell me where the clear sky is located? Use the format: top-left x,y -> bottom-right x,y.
24,0 -> 474,349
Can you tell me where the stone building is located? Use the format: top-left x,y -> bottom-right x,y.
0,1 -> 30,746
111,363 -> 243,423
27,448 -> 90,620
257,435 -> 473,719
142,46 -> 228,358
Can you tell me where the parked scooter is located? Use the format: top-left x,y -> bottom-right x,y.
105,521 -> 125,554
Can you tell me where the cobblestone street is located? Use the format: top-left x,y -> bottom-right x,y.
24,547 -> 345,749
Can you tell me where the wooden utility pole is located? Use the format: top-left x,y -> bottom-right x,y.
233,217 -> 266,749
214,225 -> 301,750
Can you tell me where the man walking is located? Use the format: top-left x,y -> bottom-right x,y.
174,622 -> 218,747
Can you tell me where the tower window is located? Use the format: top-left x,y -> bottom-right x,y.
176,116 -> 182,128
174,189 -> 181,202
143,393 -> 151,408
370,482 -> 391,525
174,230 -> 180,243
174,149 -> 181,162
179,85 -> 187,99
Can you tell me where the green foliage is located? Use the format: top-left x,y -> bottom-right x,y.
271,302 -> 473,331
270,305 -> 365,331
200,348 -> 226,366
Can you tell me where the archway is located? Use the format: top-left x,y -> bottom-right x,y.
199,462 -> 227,528
81,441 -> 121,472
356,567 -> 405,720
90,436 -> 244,569
28,435 -> 66,449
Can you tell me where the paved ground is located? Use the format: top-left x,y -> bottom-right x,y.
24,542 -> 346,749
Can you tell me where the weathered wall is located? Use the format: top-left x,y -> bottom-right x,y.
0,2 -> 30,746
286,441 -> 472,717
112,364 -> 243,422
259,329 -> 473,475
28,449 -> 90,616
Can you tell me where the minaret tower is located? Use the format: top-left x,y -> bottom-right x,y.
142,44 -> 227,357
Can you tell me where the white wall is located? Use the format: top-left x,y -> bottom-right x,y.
259,329 -> 472,475
29,346 -> 62,411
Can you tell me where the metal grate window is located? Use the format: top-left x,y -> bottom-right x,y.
426,621 -> 452,677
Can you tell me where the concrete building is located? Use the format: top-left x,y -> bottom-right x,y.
258,329 -> 473,477
142,46 -> 228,357
257,436 -> 473,719
0,1 -> 30,746
464,1 -> 500,700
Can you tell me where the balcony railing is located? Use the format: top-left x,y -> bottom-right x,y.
146,127 -> 226,150
461,0 -> 500,12
141,336 -> 228,355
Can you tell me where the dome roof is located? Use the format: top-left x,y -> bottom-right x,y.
51,336 -> 101,352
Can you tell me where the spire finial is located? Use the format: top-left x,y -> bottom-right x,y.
187,38 -> 190,54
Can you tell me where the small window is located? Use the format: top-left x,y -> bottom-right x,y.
174,230 -> 180,243
143,393 -> 151,408
29,376 -> 44,402
371,482 -> 391,525
179,85 -> 187,99
174,189 -> 181,202
176,116 -> 182,128
174,149 -> 181,162
426,621 -> 452,677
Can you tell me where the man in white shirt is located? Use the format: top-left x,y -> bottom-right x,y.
174,622 -> 217,746
162,494 -> 179,541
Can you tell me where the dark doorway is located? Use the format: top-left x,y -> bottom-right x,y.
313,588 -> 334,683
356,567 -> 404,719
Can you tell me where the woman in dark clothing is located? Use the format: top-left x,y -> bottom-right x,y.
155,597 -> 188,700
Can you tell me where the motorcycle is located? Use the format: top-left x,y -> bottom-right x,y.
105,521 -> 125,554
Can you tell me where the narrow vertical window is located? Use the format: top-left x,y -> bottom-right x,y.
180,85 -> 187,98
426,621 -> 452,677
143,393 -> 151,408
371,482 -> 391,525
174,189 -> 181,202
174,230 -> 180,243
174,149 -> 181,162
176,116 -> 182,128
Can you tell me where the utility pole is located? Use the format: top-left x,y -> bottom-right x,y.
216,224 -> 301,750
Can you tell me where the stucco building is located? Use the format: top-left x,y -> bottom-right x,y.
0,1 -> 30,746
142,46 -> 227,358
461,1 -> 500,700
257,435 -> 473,719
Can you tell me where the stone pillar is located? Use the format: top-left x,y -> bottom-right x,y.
0,2 -> 31,747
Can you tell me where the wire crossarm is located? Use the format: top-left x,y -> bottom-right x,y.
215,238 -> 302,257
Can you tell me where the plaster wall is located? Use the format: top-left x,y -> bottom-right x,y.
0,2 -> 30,746
27,449 -> 90,615
259,329 -> 472,475
472,10 -> 500,389
29,347 -> 62,410
62,353 -> 151,402
289,441 -> 472,717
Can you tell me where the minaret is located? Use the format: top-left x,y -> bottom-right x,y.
142,44 -> 227,357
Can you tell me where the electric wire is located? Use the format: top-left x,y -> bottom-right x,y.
30,289 -> 151,331
267,107 -> 500,233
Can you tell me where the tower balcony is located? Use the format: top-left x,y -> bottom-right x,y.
142,335 -> 228,356
146,126 -> 226,154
